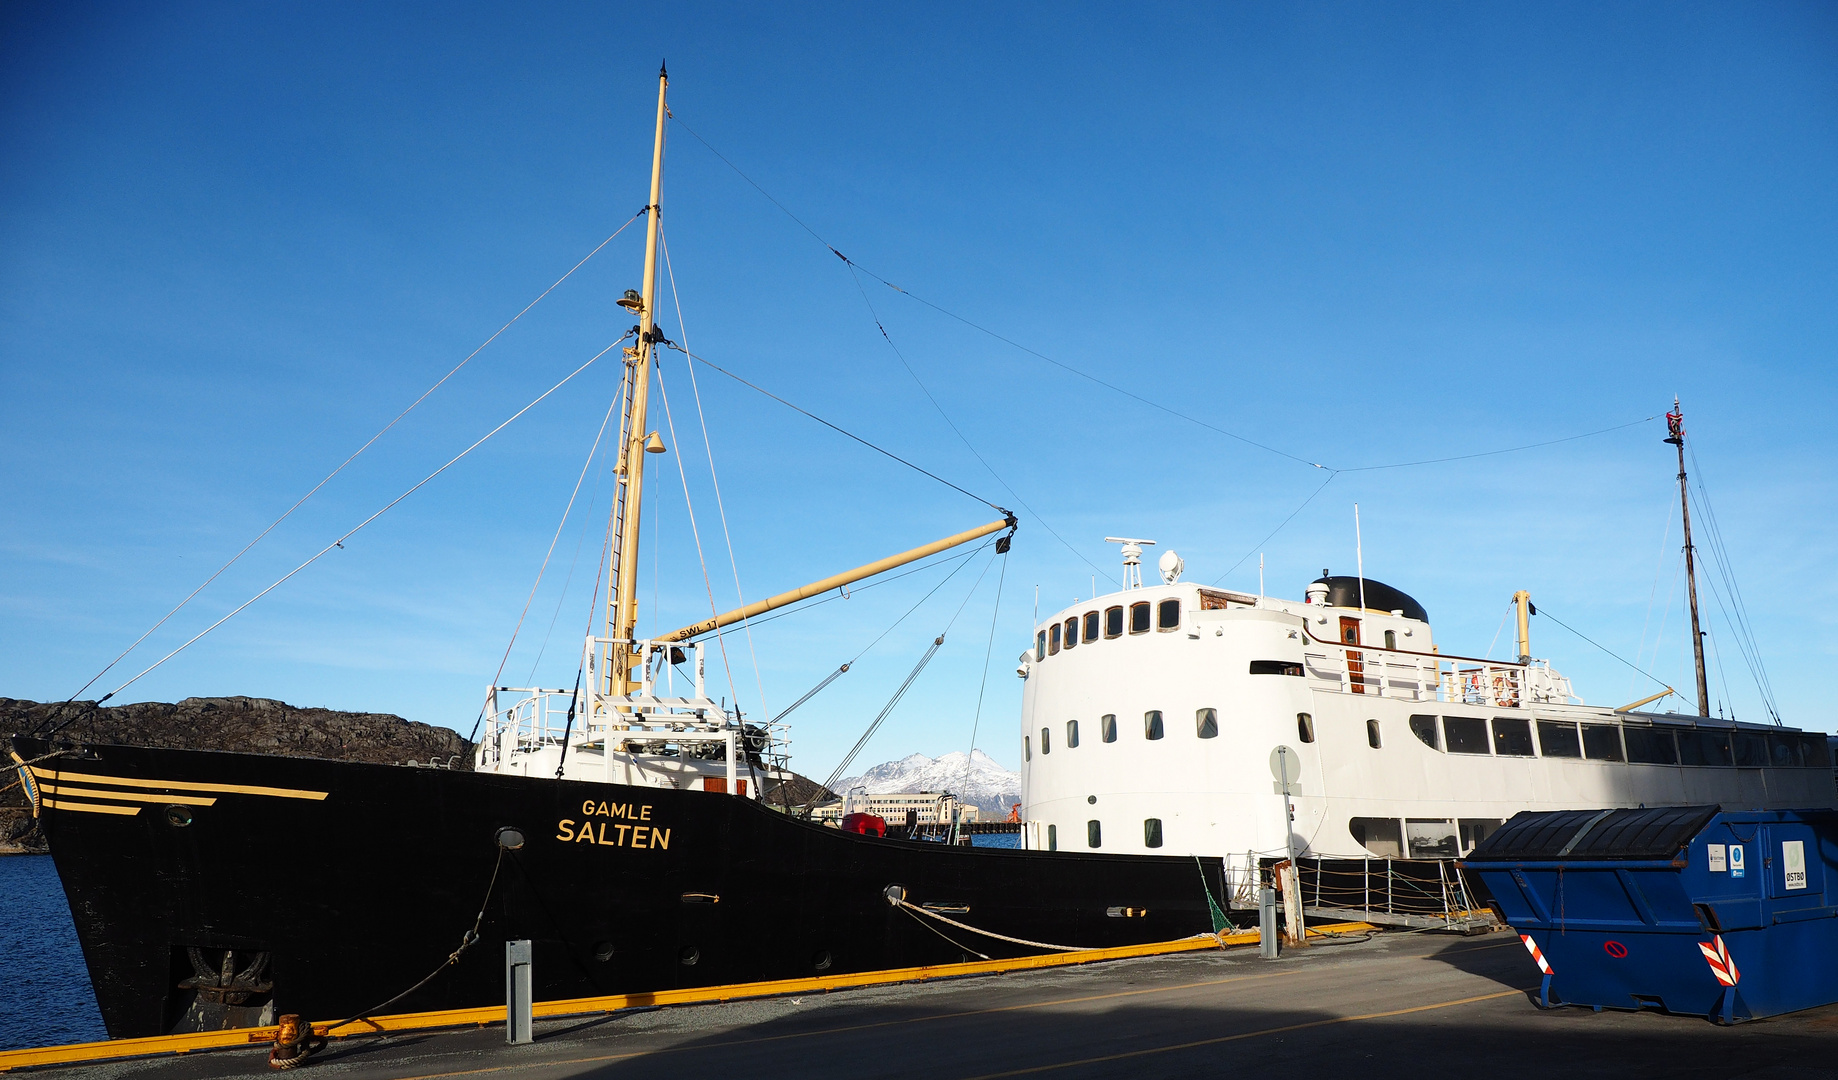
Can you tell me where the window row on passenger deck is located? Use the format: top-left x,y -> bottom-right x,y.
1025,708 -> 1218,759
1405,713 -> 1830,768
1041,818 -> 1165,851
1036,599 -> 1182,659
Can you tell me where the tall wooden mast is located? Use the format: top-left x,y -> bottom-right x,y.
605,64 -> 669,698
1665,397 -> 1711,717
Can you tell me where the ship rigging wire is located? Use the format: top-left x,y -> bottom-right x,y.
62,215 -> 645,708
59,337 -> 629,721
1684,441 -> 1780,722
1531,605 -> 1674,695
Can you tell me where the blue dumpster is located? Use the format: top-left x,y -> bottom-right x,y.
1461,805 -> 1838,1022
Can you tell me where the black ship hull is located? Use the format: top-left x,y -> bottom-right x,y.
12,738 -> 1227,1040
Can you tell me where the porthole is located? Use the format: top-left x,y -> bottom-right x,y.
812,949 -> 833,971
1196,708 -> 1218,739
1047,824 -> 1057,851
1065,719 -> 1080,748
164,805 -> 193,828
1144,818 -> 1163,848
1297,713 -> 1315,743
1366,719 -> 1382,749
593,941 -> 616,963
1024,735 -> 1031,761
1040,727 -> 1051,754
1144,711 -> 1164,740
1100,714 -> 1117,743
1087,820 -> 1102,848
679,946 -> 701,966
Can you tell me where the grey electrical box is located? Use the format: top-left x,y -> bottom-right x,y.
505,939 -> 533,1044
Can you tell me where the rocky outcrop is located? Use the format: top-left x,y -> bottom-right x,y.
2,696 -> 472,854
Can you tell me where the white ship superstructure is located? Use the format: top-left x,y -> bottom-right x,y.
1017,550 -> 1834,863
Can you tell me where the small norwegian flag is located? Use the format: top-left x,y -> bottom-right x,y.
1698,935 -> 1740,986
1521,934 -> 1552,974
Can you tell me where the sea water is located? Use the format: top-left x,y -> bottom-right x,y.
0,855 -> 106,1051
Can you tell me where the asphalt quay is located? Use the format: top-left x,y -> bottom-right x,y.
22,930 -> 1838,1080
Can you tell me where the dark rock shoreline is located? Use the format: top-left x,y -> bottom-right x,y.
2,696 -> 471,854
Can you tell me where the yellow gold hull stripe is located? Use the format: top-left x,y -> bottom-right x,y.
29,767 -> 327,801
40,798 -> 142,816
40,783 -> 217,806
0,923 -> 1379,1073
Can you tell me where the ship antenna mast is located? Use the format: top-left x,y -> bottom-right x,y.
1665,397 -> 1711,717
605,63 -> 670,698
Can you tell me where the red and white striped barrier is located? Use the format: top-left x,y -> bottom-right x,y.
1697,935 -> 1740,987
1521,934 -> 1552,974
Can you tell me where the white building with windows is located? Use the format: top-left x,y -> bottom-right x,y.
1016,547 -> 1834,872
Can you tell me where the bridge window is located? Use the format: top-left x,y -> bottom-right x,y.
1582,724 -> 1624,761
1084,611 -> 1100,642
1048,624 -> 1061,655
1297,712 -> 1315,743
1625,727 -> 1678,765
1492,717 -> 1534,757
1409,714 -> 1440,751
1800,735 -> 1833,768
1250,660 -> 1303,676
1144,710 -> 1164,740
1101,714 -> 1117,743
1087,820 -> 1102,848
1536,720 -> 1581,758
1105,606 -> 1124,638
1678,730 -> 1733,767
1444,716 -> 1489,755
1366,719 -> 1382,748
1349,817 -> 1403,858
1767,734 -> 1798,768
1040,727 -> 1051,754
1035,630 -> 1045,661
1196,708 -> 1219,739
1157,599 -> 1181,631
1064,617 -> 1079,649
1066,719 -> 1080,748
1129,602 -> 1151,634
1144,818 -> 1163,848
1732,732 -> 1768,767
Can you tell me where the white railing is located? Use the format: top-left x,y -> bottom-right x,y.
1301,642 -> 1571,708
477,688 -> 578,768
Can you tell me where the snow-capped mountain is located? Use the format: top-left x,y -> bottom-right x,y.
833,750 -> 1020,814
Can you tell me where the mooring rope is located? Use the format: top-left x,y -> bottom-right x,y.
890,897 -> 1091,953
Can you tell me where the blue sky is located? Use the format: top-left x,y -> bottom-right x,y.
3,2 -> 1834,776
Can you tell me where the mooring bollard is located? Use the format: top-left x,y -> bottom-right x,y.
505,939 -> 533,1045
1259,886 -> 1279,959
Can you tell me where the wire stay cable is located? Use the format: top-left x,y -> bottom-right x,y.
72,339 -> 624,713
64,215 -> 645,704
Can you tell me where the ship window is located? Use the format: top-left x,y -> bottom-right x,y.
1732,732 -> 1768,767
1250,660 -> 1304,676
1582,724 -> 1624,761
1105,606 -> 1124,638
1349,817 -> 1403,858
1492,717 -> 1534,757
1409,714 -> 1440,751
1064,617 -> 1079,649
1087,820 -> 1102,848
1024,735 -> 1031,761
1297,712 -> 1315,743
1040,727 -> 1051,754
1101,714 -> 1117,743
1537,720 -> 1582,758
1444,716 -> 1489,755
1624,726 -> 1678,765
1767,734 -> 1797,768
1049,624 -> 1061,655
1800,734 -> 1833,768
1384,629 -> 1397,650
1130,602 -> 1151,634
1407,819 -> 1459,858
1459,818 -> 1502,854
1157,599 -> 1181,630
1144,818 -> 1163,848
1678,730 -> 1733,767
1036,631 -> 1046,661
1084,611 -> 1100,642
1066,719 -> 1080,748
1366,719 -> 1382,749
1196,708 -> 1219,739
1047,823 -> 1057,851
1144,711 -> 1164,740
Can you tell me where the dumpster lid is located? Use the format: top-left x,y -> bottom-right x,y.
1465,805 -> 1719,862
